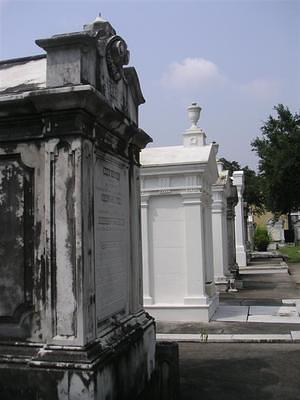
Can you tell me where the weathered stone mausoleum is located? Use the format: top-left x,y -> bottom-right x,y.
0,16 -> 155,399
141,103 -> 219,322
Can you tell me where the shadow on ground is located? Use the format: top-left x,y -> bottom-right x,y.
179,343 -> 300,400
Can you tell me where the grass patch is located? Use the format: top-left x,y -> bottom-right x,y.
278,245 -> 300,263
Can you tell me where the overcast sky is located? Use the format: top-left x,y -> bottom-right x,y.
0,0 -> 299,169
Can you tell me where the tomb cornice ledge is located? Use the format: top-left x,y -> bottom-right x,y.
35,31 -> 95,49
141,162 -> 207,176
212,184 -> 225,192
141,187 -> 202,197
0,85 -> 152,149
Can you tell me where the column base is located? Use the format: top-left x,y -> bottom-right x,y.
145,294 -> 219,323
0,311 -> 155,400
236,247 -> 247,267
235,278 -> 244,289
144,296 -> 154,306
215,277 -> 230,293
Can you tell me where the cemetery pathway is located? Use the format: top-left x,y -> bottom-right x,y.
179,342 -> 300,400
157,260 -> 300,399
157,259 -> 300,341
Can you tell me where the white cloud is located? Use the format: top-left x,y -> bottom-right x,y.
161,57 -> 280,104
240,78 -> 280,100
161,57 -> 226,90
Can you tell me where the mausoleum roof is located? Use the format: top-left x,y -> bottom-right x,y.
141,143 -> 213,166
0,55 -> 46,94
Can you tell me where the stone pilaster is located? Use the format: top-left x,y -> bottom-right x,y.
141,195 -> 153,305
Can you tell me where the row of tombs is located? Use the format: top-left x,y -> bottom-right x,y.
0,16 -> 250,400
140,102 -> 249,323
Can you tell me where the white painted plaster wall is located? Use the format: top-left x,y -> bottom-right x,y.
149,195 -> 185,304
0,58 -> 46,92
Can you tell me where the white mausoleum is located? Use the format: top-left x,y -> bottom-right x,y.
140,103 -> 219,322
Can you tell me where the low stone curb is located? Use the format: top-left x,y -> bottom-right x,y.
157,332 -> 300,343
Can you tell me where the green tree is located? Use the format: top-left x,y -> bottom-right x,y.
251,104 -> 300,230
218,157 -> 265,215
253,226 -> 271,251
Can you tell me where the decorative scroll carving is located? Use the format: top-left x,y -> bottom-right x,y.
106,35 -> 130,82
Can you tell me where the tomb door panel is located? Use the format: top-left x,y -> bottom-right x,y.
149,195 -> 185,304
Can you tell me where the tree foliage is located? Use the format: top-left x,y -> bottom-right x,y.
253,226 -> 271,251
218,157 -> 265,215
251,104 -> 300,217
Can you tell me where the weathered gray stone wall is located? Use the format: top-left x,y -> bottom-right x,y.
0,319 -> 155,400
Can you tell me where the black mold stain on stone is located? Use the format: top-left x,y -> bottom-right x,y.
0,54 -> 46,69
0,366 -> 64,400
72,371 -> 94,394
2,143 -> 18,153
0,161 -> 26,318
0,83 -> 44,95
65,174 -> 75,266
34,220 -> 42,252
40,254 -> 46,304
0,156 -> 34,339
65,162 -> 77,333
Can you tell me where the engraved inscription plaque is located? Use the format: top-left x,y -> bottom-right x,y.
0,155 -> 34,323
94,154 -> 130,327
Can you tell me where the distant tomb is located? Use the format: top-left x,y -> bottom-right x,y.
247,211 -> 255,251
232,171 -> 248,267
0,16 -> 155,400
294,220 -> 300,246
226,181 -> 239,276
141,103 -> 219,322
212,162 -> 238,291
267,218 -> 285,246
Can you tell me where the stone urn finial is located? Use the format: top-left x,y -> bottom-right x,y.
187,102 -> 201,129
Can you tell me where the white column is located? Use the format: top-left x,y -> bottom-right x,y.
212,189 -> 229,283
141,195 -> 153,305
226,197 -> 237,271
129,164 -> 144,312
203,194 -> 217,298
233,171 -> 247,267
247,212 -> 255,251
222,208 -> 229,274
203,197 -> 214,284
182,193 -> 207,304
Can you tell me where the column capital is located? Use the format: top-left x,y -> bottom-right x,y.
211,201 -> 225,213
181,191 -> 203,205
232,170 -> 244,194
141,195 -> 150,207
